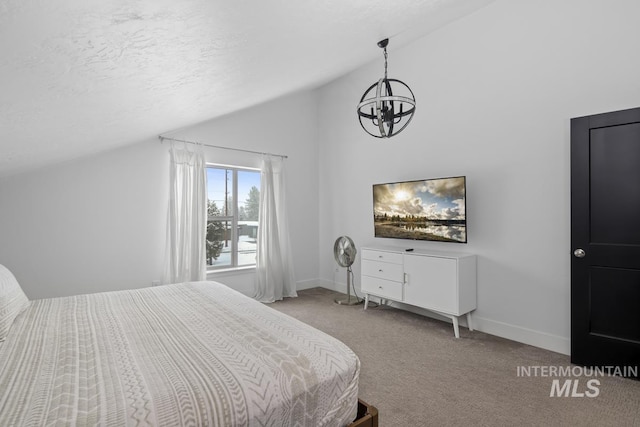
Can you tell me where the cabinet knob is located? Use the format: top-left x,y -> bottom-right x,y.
378,269 -> 383,272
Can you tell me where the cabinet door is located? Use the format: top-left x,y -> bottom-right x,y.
404,255 -> 458,314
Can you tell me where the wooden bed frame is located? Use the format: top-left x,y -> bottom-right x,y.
348,399 -> 379,427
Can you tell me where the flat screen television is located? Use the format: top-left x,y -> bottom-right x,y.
372,176 -> 467,243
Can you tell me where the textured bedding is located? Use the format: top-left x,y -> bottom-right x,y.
0,281 -> 359,426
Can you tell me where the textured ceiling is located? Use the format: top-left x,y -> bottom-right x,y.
0,0 -> 494,177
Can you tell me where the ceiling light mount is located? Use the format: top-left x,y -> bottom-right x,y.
357,38 -> 416,138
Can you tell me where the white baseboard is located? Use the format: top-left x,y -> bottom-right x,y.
313,278 -> 363,296
472,316 -> 570,355
306,281 -> 570,356
296,278 -> 326,291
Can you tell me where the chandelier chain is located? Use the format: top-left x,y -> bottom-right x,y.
383,47 -> 388,79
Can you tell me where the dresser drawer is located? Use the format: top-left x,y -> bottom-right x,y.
361,276 -> 403,300
362,259 -> 404,282
361,249 -> 403,265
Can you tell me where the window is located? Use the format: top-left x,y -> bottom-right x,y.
206,165 -> 261,270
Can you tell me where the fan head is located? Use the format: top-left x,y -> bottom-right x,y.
334,236 -> 357,268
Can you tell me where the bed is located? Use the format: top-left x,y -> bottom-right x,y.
0,265 -> 362,426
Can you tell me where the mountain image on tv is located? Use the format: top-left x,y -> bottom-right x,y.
373,176 -> 467,243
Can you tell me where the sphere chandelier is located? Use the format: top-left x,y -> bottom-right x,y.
357,38 -> 416,138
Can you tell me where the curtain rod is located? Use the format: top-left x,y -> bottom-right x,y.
158,136 -> 288,159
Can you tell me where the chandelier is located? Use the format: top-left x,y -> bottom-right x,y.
357,38 -> 416,138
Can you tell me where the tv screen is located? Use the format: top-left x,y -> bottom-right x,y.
373,176 -> 467,243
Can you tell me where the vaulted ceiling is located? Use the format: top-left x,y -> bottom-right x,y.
0,0 -> 494,177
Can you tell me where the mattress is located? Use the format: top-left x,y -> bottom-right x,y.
0,281 -> 359,426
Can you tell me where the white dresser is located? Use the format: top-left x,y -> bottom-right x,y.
361,246 -> 477,338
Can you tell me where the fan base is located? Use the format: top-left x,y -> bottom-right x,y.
334,297 -> 363,306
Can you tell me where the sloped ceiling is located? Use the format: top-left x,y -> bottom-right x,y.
0,0 -> 494,177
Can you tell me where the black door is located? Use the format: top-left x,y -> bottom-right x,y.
571,107 -> 640,378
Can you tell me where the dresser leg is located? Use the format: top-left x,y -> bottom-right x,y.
466,312 -> 474,331
452,316 -> 460,338
364,294 -> 369,310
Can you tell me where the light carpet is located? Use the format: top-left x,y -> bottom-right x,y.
270,287 -> 640,427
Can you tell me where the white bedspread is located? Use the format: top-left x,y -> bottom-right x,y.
0,281 -> 359,426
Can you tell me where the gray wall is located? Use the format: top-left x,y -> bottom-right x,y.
317,0 -> 640,354
0,90 -> 319,299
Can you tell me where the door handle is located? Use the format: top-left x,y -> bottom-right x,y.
573,248 -> 586,258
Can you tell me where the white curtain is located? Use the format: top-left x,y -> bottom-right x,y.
255,157 -> 297,302
163,143 -> 207,284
